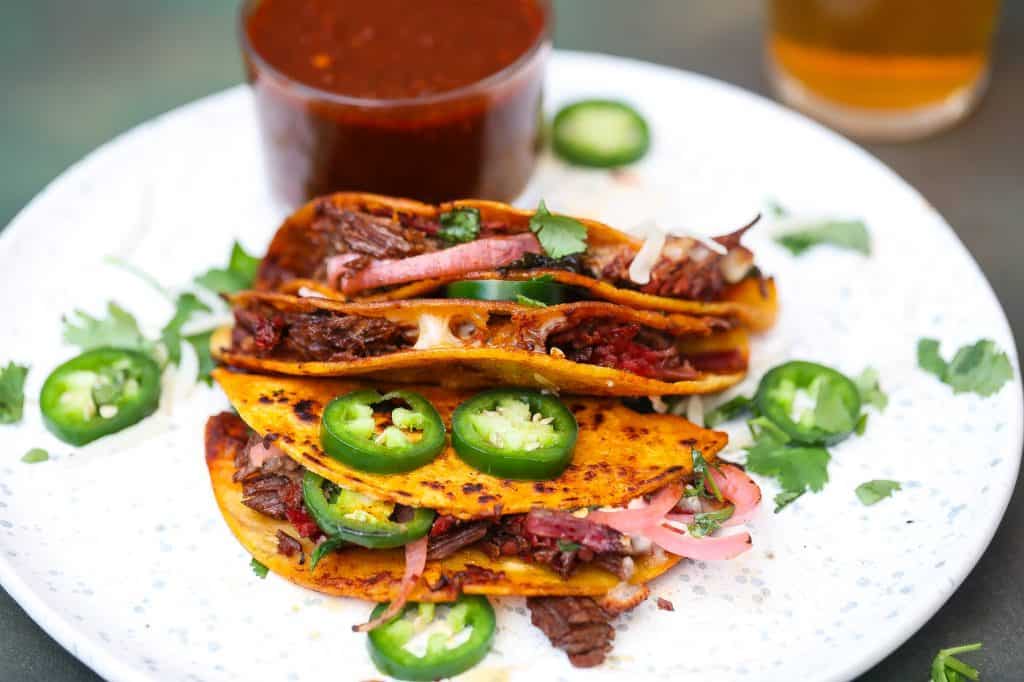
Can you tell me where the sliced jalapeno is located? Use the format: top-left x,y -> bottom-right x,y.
753,360 -> 861,445
451,389 -> 578,480
39,348 -> 161,446
320,389 -> 445,474
445,279 -> 568,305
367,595 -> 496,681
552,99 -> 651,168
302,471 -> 434,549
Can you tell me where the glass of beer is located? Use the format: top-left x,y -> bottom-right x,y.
766,0 -> 1001,141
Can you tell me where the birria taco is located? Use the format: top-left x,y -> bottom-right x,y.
254,192 -> 779,331
213,291 -> 751,396
206,370 -> 761,672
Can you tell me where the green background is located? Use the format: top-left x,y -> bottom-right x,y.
2,1 -> 1023,680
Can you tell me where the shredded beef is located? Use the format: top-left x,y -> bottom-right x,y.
481,514 -> 630,580
524,509 -> 629,554
276,530 -> 304,564
527,597 -> 616,668
313,203 -> 438,260
427,521 -> 492,561
232,304 -> 414,362
656,597 -> 675,612
234,434 -> 321,538
585,221 -> 758,301
545,317 -> 699,381
498,251 -> 584,274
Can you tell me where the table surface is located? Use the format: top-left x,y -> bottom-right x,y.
2,1 -> 1021,680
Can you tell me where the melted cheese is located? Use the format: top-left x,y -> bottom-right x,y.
412,312 -> 465,350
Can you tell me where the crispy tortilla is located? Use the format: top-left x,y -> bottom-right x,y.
214,292 -> 750,396
212,369 -> 727,519
206,412 -> 680,601
257,192 -> 779,331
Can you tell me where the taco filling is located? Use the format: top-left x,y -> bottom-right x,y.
227,295 -> 748,385
210,408 -> 760,668
264,200 -> 757,301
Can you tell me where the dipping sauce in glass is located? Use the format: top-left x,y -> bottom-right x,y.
241,0 -> 550,206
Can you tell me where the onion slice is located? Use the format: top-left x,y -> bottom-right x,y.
628,226 -> 667,285
352,536 -> 427,632
664,464 -> 761,527
643,523 -> 751,560
587,483 -> 682,533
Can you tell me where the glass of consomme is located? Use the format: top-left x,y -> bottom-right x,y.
240,0 -> 550,206
767,0 -> 1001,141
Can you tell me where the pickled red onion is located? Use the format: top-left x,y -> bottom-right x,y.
352,536 -> 427,632
643,523 -> 752,560
586,483 -> 683,533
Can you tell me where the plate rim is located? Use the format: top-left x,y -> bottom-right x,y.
1,49 -> 1020,682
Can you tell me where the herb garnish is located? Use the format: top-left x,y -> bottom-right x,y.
160,293 -> 211,367
775,219 -> 871,256
195,241 -> 260,293
438,207 -> 481,244
855,367 -> 888,411
690,450 -> 723,501
250,557 -> 269,579
855,480 -> 901,506
63,302 -> 151,354
744,418 -> 830,512
529,200 -> 588,259
931,642 -> 982,682
703,394 -> 753,428
688,505 -> 734,538
557,540 -> 581,553
0,362 -> 29,424
21,448 -> 49,464
918,338 -> 1013,397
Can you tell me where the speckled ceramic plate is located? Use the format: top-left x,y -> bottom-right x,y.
1,51 -> 1020,682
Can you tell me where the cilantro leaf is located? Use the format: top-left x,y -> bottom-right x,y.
63,302 -> 150,353
691,449 -> 723,501
745,423 -> 830,504
765,199 -> 789,218
773,490 -> 803,513
775,219 -> 870,256
438,208 -> 481,244
945,340 -> 1014,396
557,540 -> 581,553
185,331 -> 216,386
250,557 -> 269,579
515,294 -> 548,308
704,395 -> 753,428
917,338 -> 1013,397
529,200 -> 588,258
855,480 -> 901,506
21,448 -> 49,464
917,338 -> 948,378
855,367 -> 888,411
160,293 -> 211,367
931,642 -> 982,682
855,413 -> 868,436
0,362 -> 29,424
688,505 -> 734,537
196,242 -> 261,293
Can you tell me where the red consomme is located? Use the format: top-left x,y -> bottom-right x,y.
241,0 -> 551,205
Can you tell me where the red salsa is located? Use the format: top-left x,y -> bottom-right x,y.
242,0 -> 550,205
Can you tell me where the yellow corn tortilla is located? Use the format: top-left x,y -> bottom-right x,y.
206,412 -> 680,601
257,192 -> 779,331
214,292 -> 750,397
212,369 -> 727,519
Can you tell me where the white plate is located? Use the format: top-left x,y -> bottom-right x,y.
1,51 -> 1019,682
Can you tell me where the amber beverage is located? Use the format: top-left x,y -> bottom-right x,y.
767,0 -> 1000,140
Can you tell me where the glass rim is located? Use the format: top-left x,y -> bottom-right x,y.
238,0 -> 552,109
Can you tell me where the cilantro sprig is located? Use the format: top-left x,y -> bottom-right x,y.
703,395 -> 753,428
63,302 -> 151,354
529,200 -> 588,259
438,208 -> 481,244
931,642 -> 982,682
195,241 -> 260,293
0,362 -> 29,424
918,338 -> 1013,397
775,219 -> 871,256
250,557 -> 269,579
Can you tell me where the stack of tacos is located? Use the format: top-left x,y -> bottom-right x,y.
205,194 -> 771,677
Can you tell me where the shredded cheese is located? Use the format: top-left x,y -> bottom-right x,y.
411,313 -> 464,350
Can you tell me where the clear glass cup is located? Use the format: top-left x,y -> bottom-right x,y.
239,0 -> 551,207
766,0 -> 1001,141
